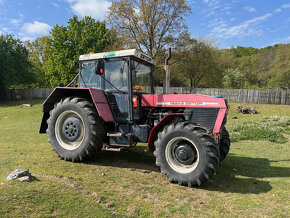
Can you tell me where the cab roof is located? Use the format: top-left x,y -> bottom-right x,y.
79,49 -> 155,65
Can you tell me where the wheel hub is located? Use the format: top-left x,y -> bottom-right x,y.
62,117 -> 82,142
174,143 -> 195,165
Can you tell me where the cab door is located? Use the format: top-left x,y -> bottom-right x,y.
104,58 -> 131,123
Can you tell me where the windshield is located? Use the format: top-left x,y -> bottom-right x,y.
79,61 -> 101,88
132,60 -> 153,93
105,60 -> 129,91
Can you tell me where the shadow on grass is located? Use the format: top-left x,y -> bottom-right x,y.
86,145 -> 159,173
86,146 -> 289,194
30,176 -> 41,182
203,153 -> 290,194
0,98 -> 44,107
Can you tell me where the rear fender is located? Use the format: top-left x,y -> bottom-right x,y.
39,87 -> 114,133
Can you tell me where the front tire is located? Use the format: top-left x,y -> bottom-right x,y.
47,97 -> 104,162
219,128 -> 230,162
154,122 -> 219,187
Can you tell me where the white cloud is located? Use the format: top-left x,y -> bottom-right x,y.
10,19 -> 22,25
281,36 -> 290,42
52,2 -> 60,8
65,0 -> 111,20
244,6 -> 256,13
21,36 -> 34,42
274,8 -> 282,13
0,27 -> 9,34
22,21 -> 51,35
282,4 -> 290,9
211,13 -> 272,39
202,0 -> 219,7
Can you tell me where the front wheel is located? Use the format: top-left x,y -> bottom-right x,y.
154,122 -> 219,187
219,128 -> 230,162
47,97 -> 104,162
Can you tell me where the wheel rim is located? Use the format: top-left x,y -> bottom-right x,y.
165,137 -> 199,174
55,110 -> 85,150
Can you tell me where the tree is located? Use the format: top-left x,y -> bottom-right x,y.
45,15 -> 112,87
0,34 -> 33,100
107,0 -> 191,58
171,33 -> 221,88
25,36 -> 50,87
231,46 -> 258,58
222,68 -> 247,89
265,44 -> 290,89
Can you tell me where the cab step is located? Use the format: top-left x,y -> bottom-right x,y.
105,147 -> 128,152
107,132 -> 136,149
107,132 -> 124,137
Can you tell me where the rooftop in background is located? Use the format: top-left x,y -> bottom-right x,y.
79,49 -> 155,65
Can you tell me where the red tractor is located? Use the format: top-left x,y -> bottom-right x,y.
40,49 -> 230,186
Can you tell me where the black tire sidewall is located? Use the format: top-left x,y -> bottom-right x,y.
158,129 -> 208,181
49,102 -> 91,159
220,129 -> 230,161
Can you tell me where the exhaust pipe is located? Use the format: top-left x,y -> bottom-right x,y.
163,48 -> 171,94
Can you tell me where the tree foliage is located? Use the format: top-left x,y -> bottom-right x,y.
220,44 -> 290,89
167,33 -> 221,88
25,36 -> 50,87
222,68 -> 247,89
107,0 -> 191,58
45,15 -> 112,87
0,34 -> 33,99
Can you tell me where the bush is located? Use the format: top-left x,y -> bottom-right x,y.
231,116 -> 289,143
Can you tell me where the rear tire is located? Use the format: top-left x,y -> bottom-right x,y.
47,97 -> 104,162
154,122 -> 219,187
219,128 -> 230,162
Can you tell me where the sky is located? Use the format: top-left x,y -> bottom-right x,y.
0,0 -> 289,48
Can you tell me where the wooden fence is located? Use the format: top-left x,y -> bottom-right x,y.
150,87 -> 290,105
1,87 -> 290,105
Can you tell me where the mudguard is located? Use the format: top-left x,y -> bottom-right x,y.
39,87 -> 114,133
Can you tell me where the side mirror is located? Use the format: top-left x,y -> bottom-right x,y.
57,82 -> 64,87
96,59 -> 104,75
73,61 -> 79,68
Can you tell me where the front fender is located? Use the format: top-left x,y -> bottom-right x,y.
147,113 -> 189,151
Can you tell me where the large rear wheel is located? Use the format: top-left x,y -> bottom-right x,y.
154,122 -> 219,187
47,97 -> 104,162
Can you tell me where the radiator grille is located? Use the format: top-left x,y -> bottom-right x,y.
190,108 -> 219,132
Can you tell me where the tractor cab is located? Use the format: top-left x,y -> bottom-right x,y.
78,49 -> 154,123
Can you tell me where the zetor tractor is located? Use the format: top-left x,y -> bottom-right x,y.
40,49 -> 230,187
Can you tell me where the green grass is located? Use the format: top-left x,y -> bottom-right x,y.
230,114 -> 289,143
0,100 -> 289,217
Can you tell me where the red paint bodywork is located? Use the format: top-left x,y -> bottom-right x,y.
43,87 -> 114,122
141,94 -> 228,148
89,89 -> 114,122
141,94 -> 226,108
142,94 -> 227,133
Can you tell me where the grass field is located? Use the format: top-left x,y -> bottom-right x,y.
0,99 -> 289,217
